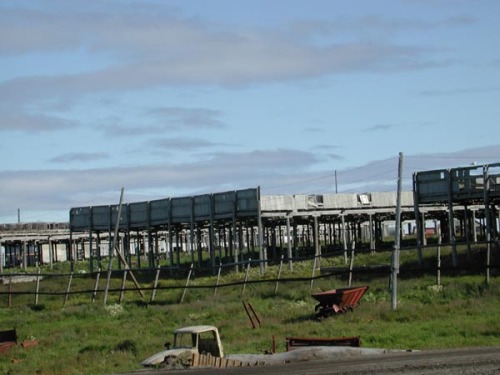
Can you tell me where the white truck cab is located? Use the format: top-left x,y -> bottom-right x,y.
141,325 -> 224,367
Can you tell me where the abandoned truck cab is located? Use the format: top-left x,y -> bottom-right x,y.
141,325 -> 224,367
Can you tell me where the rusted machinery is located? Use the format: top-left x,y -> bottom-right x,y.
286,336 -> 361,351
312,286 -> 369,319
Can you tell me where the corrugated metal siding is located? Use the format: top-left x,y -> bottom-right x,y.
262,192 -> 414,212
261,195 -> 293,211
110,204 -> 128,229
92,205 -> 110,231
171,197 -> 192,223
194,194 -> 211,222
213,191 -> 236,220
70,207 -> 91,231
236,188 -> 259,217
129,202 -> 148,229
323,194 -> 359,209
150,198 -> 169,226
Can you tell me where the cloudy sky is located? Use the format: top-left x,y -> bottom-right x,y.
1,0 -> 499,223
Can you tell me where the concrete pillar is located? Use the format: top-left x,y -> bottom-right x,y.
48,238 -> 54,269
286,217 -> 293,271
22,241 -> 28,270
369,214 -> 375,253
0,239 -> 4,273
472,210 -> 478,242
341,215 -> 348,264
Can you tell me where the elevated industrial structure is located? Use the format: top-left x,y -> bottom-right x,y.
1,163 -> 499,273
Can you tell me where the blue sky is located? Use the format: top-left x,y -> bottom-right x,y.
1,0 -> 499,223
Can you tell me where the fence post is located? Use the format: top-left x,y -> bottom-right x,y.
348,242 -> 355,287
242,259 -> 251,297
119,269 -> 128,303
150,263 -> 161,303
310,255 -> 317,289
180,263 -> 194,303
92,268 -> 101,303
434,236 -> 441,286
103,263 -> 113,305
214,262 -> 222,296
8,274 -> 12,307
274,254 -> 284,295
63,272 -> 73,307
35,267 -> 41,305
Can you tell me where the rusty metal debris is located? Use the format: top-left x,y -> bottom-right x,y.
242,301 -> 261,328
0,329 -> 39,354
286,336 -> 361,351
0,329 -> 17,354
312,285 -> 369,319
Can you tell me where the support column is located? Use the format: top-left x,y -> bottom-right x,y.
313,216 -> 320,258
23,240 -> 28,270
448,199 -> 458,267
369,214 -> 375,253
48,237 -> 54,270
286,216 -> 293,271
341,214 -> 348,264
0,239 -> 3,273
464,206 -> 472,260
472,210 -> 478,242
421,212 -> 427,246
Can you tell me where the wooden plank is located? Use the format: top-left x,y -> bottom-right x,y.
191,353 -> 199,367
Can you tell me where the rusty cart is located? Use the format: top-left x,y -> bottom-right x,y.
312,285 -> 369,319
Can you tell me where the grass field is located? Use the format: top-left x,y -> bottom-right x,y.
1,245 -> 499,375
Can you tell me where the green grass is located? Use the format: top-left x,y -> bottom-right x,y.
1,246 -> 500,375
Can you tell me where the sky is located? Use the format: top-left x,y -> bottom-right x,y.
1,0 -> 500,224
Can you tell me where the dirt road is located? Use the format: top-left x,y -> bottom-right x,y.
125,346 -> 500,375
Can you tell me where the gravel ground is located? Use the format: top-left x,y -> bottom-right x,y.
122,346 -> 500,375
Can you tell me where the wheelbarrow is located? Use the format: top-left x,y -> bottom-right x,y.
312,285 -> 369,319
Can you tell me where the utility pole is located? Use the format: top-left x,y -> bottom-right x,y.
392,152 -> 403,310
334,170 -> 338,193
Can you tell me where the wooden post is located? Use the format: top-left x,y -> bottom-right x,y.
150,263 -> 161,303
103,259 -> 113,305
180,263 -> 194,303
436,235 -> 441,286
242,259 -> 251,297
104,188 -> 144,305
274,254 -> 284,295
92,268 -> 101,303
7,274 -> 12,307
35,267 -> 41,305
119,269 -> 128,303
214,262 -> 222,296
348,241 -> 355,287
310,254 -> 317,289
63,272 -> 73,307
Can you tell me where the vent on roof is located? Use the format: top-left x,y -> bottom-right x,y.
307,195 -> 324,208
358,194 -> 371,205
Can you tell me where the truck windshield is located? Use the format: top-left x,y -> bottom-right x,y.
174,332 -> 196,348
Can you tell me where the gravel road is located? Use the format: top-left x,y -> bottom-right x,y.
122,346 -> 500,375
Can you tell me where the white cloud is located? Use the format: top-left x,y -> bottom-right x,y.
2,145 -> 499,222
